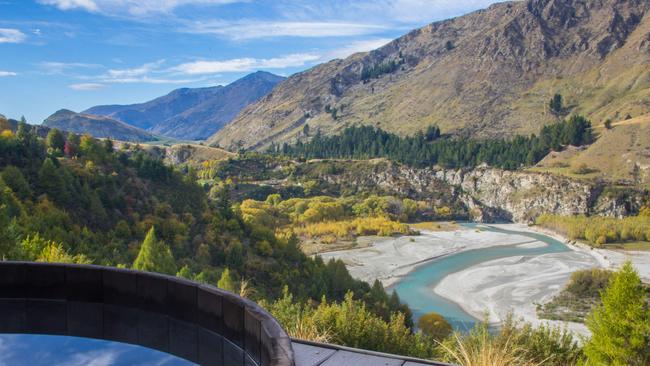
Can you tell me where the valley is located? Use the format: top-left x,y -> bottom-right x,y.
2,0 -> 650,365
319,224 -> 604,333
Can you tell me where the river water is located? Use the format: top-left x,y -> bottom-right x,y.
389,223 -> 571,330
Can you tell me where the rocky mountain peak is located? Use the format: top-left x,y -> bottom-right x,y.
209,0 -> 650,150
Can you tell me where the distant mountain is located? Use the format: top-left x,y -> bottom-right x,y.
85,71 -> 285,140
209,0 -> 650,150
43,109 -> 157,142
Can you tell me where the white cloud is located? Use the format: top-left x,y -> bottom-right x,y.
39,0 -> 98,11
56,349 -> 119,366
106,59 -> 164,78
69,83 -> 105,90
102,76 -> 202,84
344,0 -> 511,25
39,61 -> 103,75
39,0 -> 242,16
0,71 -> 17,77
325,38 -> 393,60
82,59 -> 205,84
0,28 -> 27,43
186,20 -> 388,40
171,53 -> 321,75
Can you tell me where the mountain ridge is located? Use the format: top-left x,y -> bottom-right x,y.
85,71 -> 285,140
43,109 -> 157,142
208,0 -> 650,150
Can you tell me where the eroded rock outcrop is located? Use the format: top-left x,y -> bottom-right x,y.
304,160 -> 645,223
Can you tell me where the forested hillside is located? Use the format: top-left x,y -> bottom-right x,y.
0,121 -> 411,321
275,115 -> 594,170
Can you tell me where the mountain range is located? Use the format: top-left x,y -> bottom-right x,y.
83,71 -> 284,141
208,0 -> 650,150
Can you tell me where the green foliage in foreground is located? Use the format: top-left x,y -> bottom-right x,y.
217,267 -> 236,292
275,115 -> 594,170
265,288 -> 583,365
536,213 -> 650,246
264,262 -> 649,366
133,227 -> 177,275
440,317 -> 582,366
584,262 -> 650,365
263,289 -> 439,359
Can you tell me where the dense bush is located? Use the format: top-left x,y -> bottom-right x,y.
238,194 -> 417,243
418,312 -> 452,340
263,289 -> 438,359
536,214 -> 650,246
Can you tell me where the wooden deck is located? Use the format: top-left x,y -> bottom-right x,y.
292,340 -> 453,366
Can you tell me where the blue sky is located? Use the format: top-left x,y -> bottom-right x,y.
0,0 -> 502,124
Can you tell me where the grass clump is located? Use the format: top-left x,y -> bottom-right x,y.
438,316 -> 582,366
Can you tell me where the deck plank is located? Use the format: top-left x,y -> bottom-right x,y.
292,342 -> 337,366
319,350 -> 405,366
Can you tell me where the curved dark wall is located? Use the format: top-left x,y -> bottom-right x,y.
0,262 -> 294,366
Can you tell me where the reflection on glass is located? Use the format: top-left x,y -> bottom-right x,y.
0,334 -> 195,366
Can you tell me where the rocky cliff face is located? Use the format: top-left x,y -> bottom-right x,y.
436,167 -> 645,222
305,160 -> 645,223
434,167 -> 586,222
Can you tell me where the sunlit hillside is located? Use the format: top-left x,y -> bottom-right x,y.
533,114 -> 650,186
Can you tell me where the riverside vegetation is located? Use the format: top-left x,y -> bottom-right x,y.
536,212 -> 650,248
1,121 -> 649,365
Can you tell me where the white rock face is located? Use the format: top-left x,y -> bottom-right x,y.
317,161 -> 643,223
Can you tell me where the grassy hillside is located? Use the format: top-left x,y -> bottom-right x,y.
532,114 -> 650,186
209,0 -> 650,151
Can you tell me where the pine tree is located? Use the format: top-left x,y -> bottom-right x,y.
549,93 -> 563,114
217,267 -> 236,292
584,261 -> 650,365
46,128 -> 65,153
38,158 -> 64,200
425,125 -> 440,141
16,121 -> 30,142
1,166 -> 31,200
133,226 -> 177,275
103,138 -> 114,154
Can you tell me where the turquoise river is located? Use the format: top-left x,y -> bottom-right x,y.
389,223 -> 571,330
